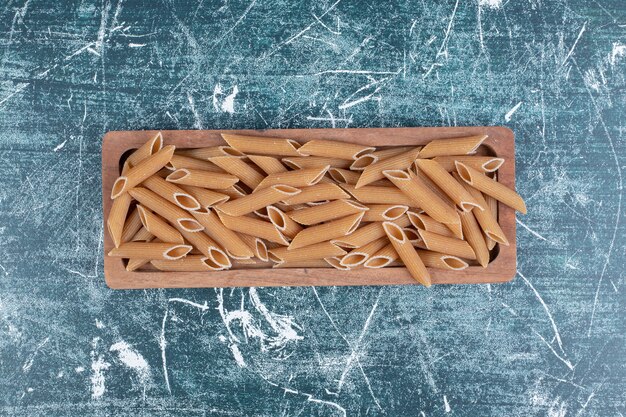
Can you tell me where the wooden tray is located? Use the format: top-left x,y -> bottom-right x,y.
102,127 -> 516,289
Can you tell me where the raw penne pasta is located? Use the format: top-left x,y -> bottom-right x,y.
328,168 -> 360,185
383,170 -> 461,238
190,208 -> 254,259
120,208 -> 143,244
341,184 -> 415,206
222,184 -> 248,200
178,185 -> 229,208
126,227 -> 155,272
415,250 -> 469,270
459,210 -> 489,267
267,206 -> 303,239
238,233 -> 269,261
217,212 -> 290,245
142,175 -> 201,211
355,147 -> 421,188
209,156 -> 265,189
131,226 -> 154,242
362,204 -> 408,222
289,213 -> 364,249
349,147 -> 413,171
248,155 -> 288,174
254,206 -> 270,220
418,135 -> 487,158
417,229 -> 476,260
255,166 -> 329,190
383,222 -> 431,286
364,243 -> 398,268
332,216 -> 410,248
340,237 -> 388,267
415,159 -> 483,211
125,132 -> 163,167
407,212 -> 454,237
403,227 -> 422,245
166,169 -> 239,189
350,154 -> 378,171
177,146 -> 244,160
108,242 -> 192,260
268,241 -> 346,263
414,167 -> 456,207
272,259 -> 331,268
281,183 -> 349,205
111,145 -> 175,199
216,185 -> 301,216
297,140 -> 374,160
325,257 -> 351,270
166,155 -> 224,173
432,156 -> 504,173
107,192 -> 132,247
151,256 -> 226,271
455,162 -> 527,214
485,194 -> 498,250
288,200 -> 368,225
128,187 -> 204,232
283,156 -> 352,170
137,205 -> 184,244
178,229 -> 232,268
222,133 -> 302,156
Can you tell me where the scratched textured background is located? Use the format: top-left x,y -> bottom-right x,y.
0,0 -> 624,415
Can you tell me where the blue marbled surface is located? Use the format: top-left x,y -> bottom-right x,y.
0,0 -> 624,415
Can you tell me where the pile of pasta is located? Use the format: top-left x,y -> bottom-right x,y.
107,132 -> 526,287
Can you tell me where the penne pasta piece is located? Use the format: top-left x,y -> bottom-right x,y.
485,194 -> 498,250
414,166 -> 456,207
332,216 -> 410,248
298,140 -> 374,160
289,213 -> 364,250
166,155 -> 224,173
340,184 -> 415,206
151,256 -> 226,271
340,236 -> 388,267
455,162 -> 527,214
355,147 -> 420,188
268,241 -> 346,263
383,222 -> 431,287
325,257 -> 351,270
432,156 -> 504,173
209,156 -> 265,189
328,168 -> 360,185
349,147 -> 413,171
415,250 -> 469,270
222,184 -> 248,200
459,210 -> 490,267
142,175 -> 202,211
364,243 -> 398,269
111,145 -> 175,198
455,175 -> 509,246
254,206 -> 270,220
350,154 -> 377,171
177,146 -> 244,160
403,227 -> 422,245
417,229 -> 477,260
238,233 -> 269,262
273,259 -> 330,268
120,207 -> 142,245
281,183 -> 349,205
248,155 -> 288,174
255,166 -> 329,190
418,135 -> 487,158
107,192 -> 132,247
108,242 -> 192,260
217,212 -> 290,245
415,159 -> 483,211
131,226 -> 154,242
190,208 -> 254,259
178,185 -> 229,208
267,206 -> 303,239
125,132 -> 163,167
137,205 -> 184,244
126,227 -> 155,272
283,156 -> 352,170
407,211 -> 454,237
362,204 -> 408,222
382,170 -> 461,237
128,187 -> 204,232
288,200 -> 368,225
216,185 -> 301,216
222,133 -> 302,156
179,229 -> 232,268
166,168 -> 239,189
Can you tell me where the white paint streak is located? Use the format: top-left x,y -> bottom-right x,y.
169,297 -> 209,311
562,22 -> 587,66
516,217 -> 548,241
128,43 -> 146,47
423,0 -> 459,79
22,337 -> 49,372
505,101 -> 523,121
160,309 -> 171,394
0,83 -> 29,107
610,42 -> 626,66
443,395 -> 451,412
478,0 -> 502,9
53,140 -> 67,152
110,341 -> 151,385
229,344 -> 246,368
212,84 -> 239,114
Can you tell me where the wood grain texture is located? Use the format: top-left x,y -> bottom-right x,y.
103,127 -> 517,289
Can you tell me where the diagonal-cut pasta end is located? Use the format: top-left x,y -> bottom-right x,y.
173,192 -> 201,211
308,165 -> 331,186
486,231 -> 509,246
468,135 -> 488,154
325,257 -> 350,270
177,218 -> 204,232
382,205 -> 408,221
441,255 -> 469,270
350,154 -> 378,171
106,220 -> 121,248
271,184 -> 302,196
221,146 -> 245,157
166,169 -> 190,183
111,177 -> 128,199
483,157 -> 505,172
460,201 -> 484,212
151,132 -> 164,154
455,162 -> 474,185
226,249 -> 252,260
208,247 -> 231,268
163,244 -> 192,260
328,168 -> 349,184
383,221 -> 407,244
382,169 -> 411,182
403,228 -> 421,245
364,255 -> 393,269
281,159 -> 300,170
339,251 -> 368,267
353,147 -> 376,159
330,239 -> 358,249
